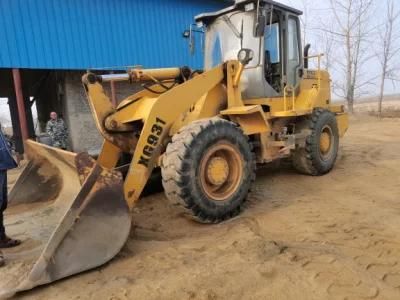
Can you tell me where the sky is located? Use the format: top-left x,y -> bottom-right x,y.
279,0 -> 400,96
0,99 -> 11,127
0,98 -> 37,128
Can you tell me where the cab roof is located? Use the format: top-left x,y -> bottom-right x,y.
195,0 -> 303,25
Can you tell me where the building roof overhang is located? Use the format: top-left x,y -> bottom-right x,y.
196,0 -> 302,25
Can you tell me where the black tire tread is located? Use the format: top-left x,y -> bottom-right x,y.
161,117 -> 256,223
292,108 -> 339,176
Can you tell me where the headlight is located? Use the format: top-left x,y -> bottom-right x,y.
237,48 -> 254,65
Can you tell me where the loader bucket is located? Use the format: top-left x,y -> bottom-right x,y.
0,140 -> 131,298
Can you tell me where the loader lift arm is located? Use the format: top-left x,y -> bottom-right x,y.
81,59 -> 268,210
83,64 -> 230,209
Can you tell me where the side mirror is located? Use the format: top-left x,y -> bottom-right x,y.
238,48 -> 254,66
183,24 -> 205,56
182,30 -> 190,38
182,27 -> 194,55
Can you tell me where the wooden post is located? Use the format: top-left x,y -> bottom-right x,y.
12,69 -> 29,141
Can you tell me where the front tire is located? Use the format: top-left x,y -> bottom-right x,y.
161,117 -> 255,223
292,108 -> 339,175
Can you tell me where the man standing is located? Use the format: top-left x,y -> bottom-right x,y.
0,127 -> 21,267
46,112 -> 68,150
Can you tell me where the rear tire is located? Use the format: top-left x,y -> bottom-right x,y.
292,108 -> 339,175
161,117 -> 256,223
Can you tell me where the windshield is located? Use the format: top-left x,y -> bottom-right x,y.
204,12 -> 259,70
204,18 -> 241,70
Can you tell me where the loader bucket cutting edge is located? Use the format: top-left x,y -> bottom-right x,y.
0,140 -> 131,298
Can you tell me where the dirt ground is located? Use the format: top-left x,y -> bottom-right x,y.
4,115 -> 400,300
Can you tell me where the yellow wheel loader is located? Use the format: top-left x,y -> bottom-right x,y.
0,0 -> 348,297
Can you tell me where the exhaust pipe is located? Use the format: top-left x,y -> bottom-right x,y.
304,44 -> 311,69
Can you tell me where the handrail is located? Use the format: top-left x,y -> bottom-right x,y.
304,53 -> 324,89
283,84 -> 297,111
282,53 -> 324,112
283,85 -> 289,111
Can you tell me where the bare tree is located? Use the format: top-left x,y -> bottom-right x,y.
325,0 -> 375,113
313,16 -> 336,73
377,0 -> 400,117
299,0 -> 311,47
298,0 -> 332,71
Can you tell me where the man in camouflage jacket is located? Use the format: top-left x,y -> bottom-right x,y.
46,112 -> 68,150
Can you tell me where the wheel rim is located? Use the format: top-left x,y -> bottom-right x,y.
319,125 -> 334,160
199,141 -> 243,201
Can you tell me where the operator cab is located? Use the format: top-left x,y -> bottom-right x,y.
196,0 -> 303,99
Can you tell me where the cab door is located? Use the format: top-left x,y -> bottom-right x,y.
286,16 -> 302,88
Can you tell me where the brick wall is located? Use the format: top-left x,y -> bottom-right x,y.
63,72 -> 141,154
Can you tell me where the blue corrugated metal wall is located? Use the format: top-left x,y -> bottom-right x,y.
0,0 -> 228,70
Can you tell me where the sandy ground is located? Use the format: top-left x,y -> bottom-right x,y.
353,101 -> 400,118
4,115 -> 400,300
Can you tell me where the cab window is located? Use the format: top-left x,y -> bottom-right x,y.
264,22 -> 281,93
265,23 -> 280,63
288,18 -> 300,64
287,17 -> 300,87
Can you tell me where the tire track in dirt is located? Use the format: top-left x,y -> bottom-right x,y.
241,132 -> 400,299
284,201 -> 400,299
8,116 -> 400,300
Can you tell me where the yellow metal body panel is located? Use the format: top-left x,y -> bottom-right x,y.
83,61 -> 348,211
221,105 -> 270,135
169,84 -> 226,136
129,67 -> 181,82
84,65 -> 226,209
244,70 -> 331,116
109,96 -> 158,125
97,141 -> 121,169
226,61 -> 245,107
336,113 -> 349,137
117,83 -> 171,110
329,104 -> 346,114
270,109 -> 312,118
121,65 -> 225,208
221,105 -> 261,115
